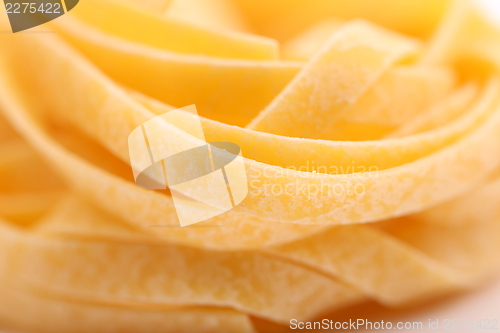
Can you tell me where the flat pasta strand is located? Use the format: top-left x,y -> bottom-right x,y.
1,0 -> 500,331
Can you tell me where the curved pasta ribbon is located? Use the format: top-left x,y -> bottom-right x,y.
1,0 -> 500,331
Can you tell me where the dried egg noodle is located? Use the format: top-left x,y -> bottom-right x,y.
1,0 -> 500,332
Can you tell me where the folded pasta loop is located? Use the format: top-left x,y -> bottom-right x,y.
1,0 -> 500,331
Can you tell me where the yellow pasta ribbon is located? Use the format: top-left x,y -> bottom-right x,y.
1,0 -> 500,331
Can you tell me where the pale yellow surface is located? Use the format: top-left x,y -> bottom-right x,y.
0,0 -> 500,332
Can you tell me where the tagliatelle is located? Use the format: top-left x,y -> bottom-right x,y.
0,211 -> 361,324
51,15 -> 301,126
38,17 -> 478,171
1,0 -> 500,332
163,0 -> 252,33
0,277 -> 257,333
6,32 -> 500,224
72,0 -> 278,60
230,0 -> 452,41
